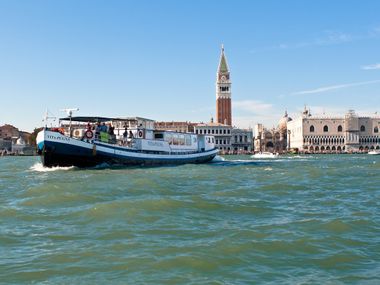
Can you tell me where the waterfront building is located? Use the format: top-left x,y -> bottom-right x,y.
254,111 -> 291,153
287,109 -> 380,153
194,120 -> 232,152
154,121 -> 197,133
0,124 -> 20,139
0,139 -> 12,153
216,45 -> 232,126
11,137 -> 35,155
231,128 -> 253,153
0,125 -> 33,154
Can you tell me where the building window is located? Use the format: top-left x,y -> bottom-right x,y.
361,125 -> 366,132
215,129 -> 218,134
223,129 -> 226,134
375,127 -> 379,133
323,125 -> 328,132
228,130 -> 230,134
310,125 -> 315,132
337,125 -> 343,132
212,129 -> 214,134
208,129 -> 210,134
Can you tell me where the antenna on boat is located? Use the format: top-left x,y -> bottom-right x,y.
60,108 -> 79,117
60,108 -> 79,137
42,109 -> 56,128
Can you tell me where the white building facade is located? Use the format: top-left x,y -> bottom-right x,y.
194,122 -> 232,152
287,110 -> 380,153
231,128 -> 253,153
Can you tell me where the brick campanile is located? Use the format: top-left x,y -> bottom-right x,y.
216,45 -> 232,126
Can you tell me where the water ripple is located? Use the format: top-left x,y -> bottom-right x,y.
0,155 -> 379,283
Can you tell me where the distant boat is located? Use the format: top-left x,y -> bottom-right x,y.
368,150 -> 380,155
37,116 -> 218,168
251,152 -> 279,159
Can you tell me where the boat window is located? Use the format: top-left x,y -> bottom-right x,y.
185,135 -> 191,146
155,133 -> 164,139
166,133 -> 173,144
173,134 -> 179,145
179,134 -> 185,145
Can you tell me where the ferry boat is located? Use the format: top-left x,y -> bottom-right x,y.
36,116 -> 218,168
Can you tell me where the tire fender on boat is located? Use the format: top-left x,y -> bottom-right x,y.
85,130 -> 94,139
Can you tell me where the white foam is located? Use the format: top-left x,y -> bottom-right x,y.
29,162 -> 75,172
212,155 -> 226,162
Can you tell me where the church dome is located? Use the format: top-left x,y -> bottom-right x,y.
278,111 -> 292,132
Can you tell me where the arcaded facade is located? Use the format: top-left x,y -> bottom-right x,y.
288,109 -> 380,153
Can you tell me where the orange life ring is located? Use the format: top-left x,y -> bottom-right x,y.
85,130 -> 94,139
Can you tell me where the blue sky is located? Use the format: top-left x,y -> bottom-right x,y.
1,0 -> 380,132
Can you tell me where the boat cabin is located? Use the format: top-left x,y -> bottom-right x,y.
56,116 -> 215,154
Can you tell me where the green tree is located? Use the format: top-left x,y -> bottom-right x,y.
29,127 -> 43,146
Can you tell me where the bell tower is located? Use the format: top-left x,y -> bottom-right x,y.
216,45 -> 232,126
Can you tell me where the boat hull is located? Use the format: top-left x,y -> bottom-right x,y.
37,130 -> 218,168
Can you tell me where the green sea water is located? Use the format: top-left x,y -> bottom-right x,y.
0,155 -> 379,284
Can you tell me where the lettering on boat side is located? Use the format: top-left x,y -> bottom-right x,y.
47,135 -> 70,142
147,141 -> 164,147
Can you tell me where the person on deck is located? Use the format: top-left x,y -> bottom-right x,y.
95,123 -> 101,140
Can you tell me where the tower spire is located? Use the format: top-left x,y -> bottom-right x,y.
217,44 -> 229,74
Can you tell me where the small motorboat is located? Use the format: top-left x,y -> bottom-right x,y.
368,150 -> 380,155
251,152 -> 279,159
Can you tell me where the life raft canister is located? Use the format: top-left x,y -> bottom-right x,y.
85,130 -> 94,139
